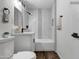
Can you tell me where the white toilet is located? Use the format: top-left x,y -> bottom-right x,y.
12,32 -> 36,59
13,51 -> 36,59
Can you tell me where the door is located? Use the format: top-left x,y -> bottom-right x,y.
57,0 -> 79,59
71,4 -> 79,59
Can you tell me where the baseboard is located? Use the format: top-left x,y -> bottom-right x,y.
56,51 -> 63,59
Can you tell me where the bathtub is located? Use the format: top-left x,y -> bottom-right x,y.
35,39 -> 55,51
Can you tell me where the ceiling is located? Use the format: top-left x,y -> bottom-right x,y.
23,0 -> 54,9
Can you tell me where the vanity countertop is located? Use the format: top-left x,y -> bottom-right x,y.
0,36 -> 15,43
12,32 -> 35,36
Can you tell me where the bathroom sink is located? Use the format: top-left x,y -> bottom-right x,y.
0,36 -> 15,43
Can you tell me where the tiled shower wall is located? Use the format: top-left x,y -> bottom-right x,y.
29,9 -> 38,39
38,9 -> 42,39
42,9 -> 52,39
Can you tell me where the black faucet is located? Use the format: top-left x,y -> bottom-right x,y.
21,28 -> 26,33
21,25 -> 29,33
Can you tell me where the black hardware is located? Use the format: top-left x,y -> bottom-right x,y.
21,28 -> 24,33
60,15 -> 63,17
21,28 -> 26,33
72,33 -> 79,38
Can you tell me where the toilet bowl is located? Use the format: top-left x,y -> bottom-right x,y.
13,51 -> 36,59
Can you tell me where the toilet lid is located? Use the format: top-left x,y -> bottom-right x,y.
13,51 -> 36,59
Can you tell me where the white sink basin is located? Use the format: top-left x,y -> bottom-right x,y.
0,36 -> 15,43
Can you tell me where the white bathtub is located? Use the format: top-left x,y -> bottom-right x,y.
35,39 -> 55,51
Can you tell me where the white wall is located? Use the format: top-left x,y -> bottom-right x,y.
38,9 -> 42,39
23,5 -> 29,28
23,10 -> 29,28
29,9 -> 38,39
0,0 -> 14,36
56,0 -> 64,58
42,9 -> 52,39
52,1 -> 56,49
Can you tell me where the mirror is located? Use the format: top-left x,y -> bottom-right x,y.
2,8 -> 10,23
14,6 -> 29,33
14,7 -> 23,33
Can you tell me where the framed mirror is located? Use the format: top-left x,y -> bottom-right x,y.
14,7 -> 23,33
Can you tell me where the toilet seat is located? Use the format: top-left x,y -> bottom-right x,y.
13,51 -> 36,59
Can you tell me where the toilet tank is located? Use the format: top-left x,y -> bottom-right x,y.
0,36 -> 15,59
13,32 -> 35,53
